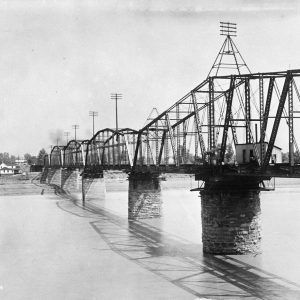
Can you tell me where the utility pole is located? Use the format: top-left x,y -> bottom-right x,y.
110,93 -> 122,165
72,124 -> 79,141
110,93 -> 122,139
89,111 -> 98,136
64,131 -> 70,144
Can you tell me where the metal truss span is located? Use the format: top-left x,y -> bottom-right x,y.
84,128 -> 139,174
132,69 -> 300,175
48,139 -> 89,169
47,69 -> 300,179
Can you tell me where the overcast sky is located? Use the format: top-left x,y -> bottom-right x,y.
1,0 -> 300,156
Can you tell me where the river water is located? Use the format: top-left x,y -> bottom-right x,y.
84,174 -> 300,299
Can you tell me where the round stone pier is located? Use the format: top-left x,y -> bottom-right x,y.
200,179 -> 261,254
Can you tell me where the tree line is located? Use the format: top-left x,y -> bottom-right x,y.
0,149 -> 48,166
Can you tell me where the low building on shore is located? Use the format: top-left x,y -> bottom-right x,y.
0,163 -> 16,175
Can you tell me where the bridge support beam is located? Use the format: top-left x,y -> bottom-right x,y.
200,178 -> 261,254
128,173 -> 162,220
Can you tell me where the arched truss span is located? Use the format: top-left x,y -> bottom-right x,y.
63,140 -> 89,168
50,146 -> 65,168
85,128 -> 139,171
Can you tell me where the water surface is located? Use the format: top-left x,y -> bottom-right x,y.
85,174 -> 300,299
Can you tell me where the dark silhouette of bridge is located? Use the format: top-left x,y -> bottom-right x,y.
46,25 -> 300,182
42,22 -> 300,254
47,69 -> 300,183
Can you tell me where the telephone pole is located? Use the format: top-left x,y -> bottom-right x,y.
89,111 -> 98,136
72,124 -> 79,141
110,93 -> 122,165
110,93 -> 122,139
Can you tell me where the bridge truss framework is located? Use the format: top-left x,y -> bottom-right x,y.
46,69 -> 300,181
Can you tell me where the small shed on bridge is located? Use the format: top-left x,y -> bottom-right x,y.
235,142 -> 282,164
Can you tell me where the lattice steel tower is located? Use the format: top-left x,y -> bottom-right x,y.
208,22 -> 250,77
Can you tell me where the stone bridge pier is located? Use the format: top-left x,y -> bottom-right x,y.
128,173 -> 162,220
82,172 -> 105,203
40,167 -> 49,183
200,177 -> 261,254
41,167 -> 83,200
46,167 -> 62,186
61,168 -> 83,200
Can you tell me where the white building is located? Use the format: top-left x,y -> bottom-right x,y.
0,163 -> 15,175
235,142 -> 282,164
15,159 -> 27,165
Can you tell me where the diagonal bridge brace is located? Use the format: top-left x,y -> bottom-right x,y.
262,72 -> 293,169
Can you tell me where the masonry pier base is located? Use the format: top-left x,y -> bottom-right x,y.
47,167 -> 61,186
128,173 -> 162,220
82,175 -> 105,203
200,178 -> 262,254
61,168 -> 83,200
40,167 -> 49,183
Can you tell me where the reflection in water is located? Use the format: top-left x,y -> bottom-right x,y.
58,175 -> 300,299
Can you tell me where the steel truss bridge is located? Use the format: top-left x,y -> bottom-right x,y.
46,68 -> 300,183
45,22 -> 300,184
43,24 -> 300,257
